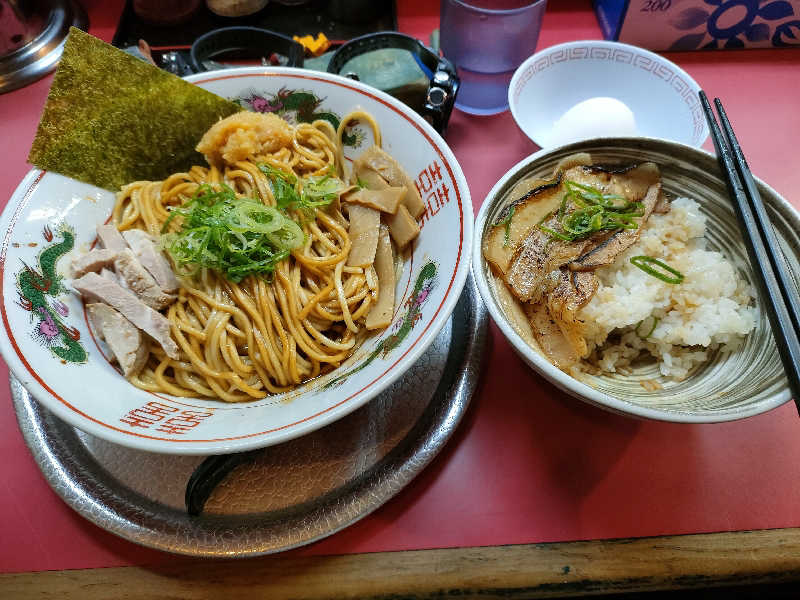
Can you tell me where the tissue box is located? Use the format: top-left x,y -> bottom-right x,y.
593,0 -> 800,51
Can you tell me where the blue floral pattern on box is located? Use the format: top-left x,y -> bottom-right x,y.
669,0 -> 800,50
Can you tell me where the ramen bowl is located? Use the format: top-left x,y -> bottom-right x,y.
472,137 -> 798,423
0,67 -> 472,454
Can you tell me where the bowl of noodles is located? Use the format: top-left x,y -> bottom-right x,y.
0,67 -> 472,454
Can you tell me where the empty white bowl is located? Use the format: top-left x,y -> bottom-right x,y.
508,40 -> 708,148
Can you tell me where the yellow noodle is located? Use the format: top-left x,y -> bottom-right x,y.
335,109 -> 382,178
109,110 -> 404,402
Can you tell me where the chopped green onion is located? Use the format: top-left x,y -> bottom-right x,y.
230,200 -> 285,234
161,183 -> 303,283
258,163 -> 299,212
565,180 -> 626,207
258,163 -> 297,185
538,223 -> 573,241
635,315 -> 660,338
302,173 -> 345,207
497,205 -> 516,247
630,255 -> 684,284
538,180 -> 647,243
258,163 -> 345,220
562,205 -> 602,236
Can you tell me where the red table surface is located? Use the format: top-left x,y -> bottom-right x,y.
2,0 -> 800,575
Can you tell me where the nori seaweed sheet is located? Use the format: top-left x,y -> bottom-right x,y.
28,28 -> 242,191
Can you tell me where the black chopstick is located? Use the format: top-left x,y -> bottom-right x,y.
714,98 -> 800,336
699,91 -> 800,414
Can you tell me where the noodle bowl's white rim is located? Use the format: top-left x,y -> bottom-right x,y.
0,68 -> 473,454
472,135 -> 792,424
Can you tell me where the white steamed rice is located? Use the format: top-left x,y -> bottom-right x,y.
579,197 -> 756,380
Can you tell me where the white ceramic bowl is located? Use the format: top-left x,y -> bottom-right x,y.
0,67 -> 472,454
472,137 -> 799,423
509,40 -> 708,148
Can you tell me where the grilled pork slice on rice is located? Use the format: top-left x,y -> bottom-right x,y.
484,153 -> 667,370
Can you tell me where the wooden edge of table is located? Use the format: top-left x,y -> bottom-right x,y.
4,527 -> 800,598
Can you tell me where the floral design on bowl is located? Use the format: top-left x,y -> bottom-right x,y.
234,86 -> 366,147
325,260 -> 438,389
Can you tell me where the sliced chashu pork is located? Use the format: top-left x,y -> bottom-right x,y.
569,164 -> 662,271
504,220 -> 594,304
524,302 -> 581,370
484,153 -> 593,276
87,303 -> 148,378
523,271 -> 598,369
96,223 -> 128,252
114,249 -> 176,310
486,155 -> 667,371
99,267 -> 122,285
485,159 -> 661,275
545,270 -> 599,360
121,229 -> 179,293
499,161 -> 661,302
483,173 -> 565,276
73,272 -> 179,360
576,161 -> 659,196
72,248 -> 118,278
653,190 -> 671,214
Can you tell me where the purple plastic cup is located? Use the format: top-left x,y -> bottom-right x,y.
440,0 -> 548,115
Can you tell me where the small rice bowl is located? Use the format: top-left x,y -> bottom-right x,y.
476,138 -> 798,422
579,197 -> 756,380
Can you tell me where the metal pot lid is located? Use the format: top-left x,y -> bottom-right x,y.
0,0 -> 88,94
